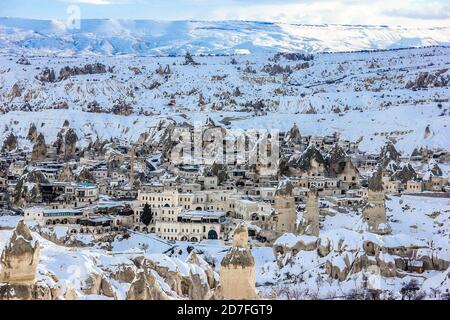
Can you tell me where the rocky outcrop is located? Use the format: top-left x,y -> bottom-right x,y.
284,123 -> 302,147
16,57 -> 31,65
27,123 -> 38,144
1,133 -> 18,152
368,165 -> 384,192
58,63 -> 113,81
184,52 -> 199,66
135,255 -> 213,300
262,63 -> 292,75
273,233 -> 318,258
426,160 -> 443,177
218,224 -> 257,300
13,169 -> 48,205
363,167 -> 391,235
187,252 -> 217,290
298,188 -> 320,236
57,164 -> 75,182
0,282 -> 55,300
325,254 -> 352,281
10,83 -> 22,99
392,163 -> 416,183
31,133 -> 47,161
242,100 -> 267,114
286,145 -> 327,176
274,180 -> 297,234
379,141 -> 400,168
0,220 -> 40,285
126,269 -> 169,300
406,70 -> 450,89
54,127 -> 78,159
35,68 -> 56,83
83,272 -> 116,299
36,63 -> 112,83
76,167 -> 96,183
273,52 -> 314,62
111,99 -> 133,116
326,144 -> 360,183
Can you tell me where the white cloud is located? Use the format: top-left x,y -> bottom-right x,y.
207,0 -> 450,27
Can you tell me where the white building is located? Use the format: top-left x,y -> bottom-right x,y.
155,210 -> 226,242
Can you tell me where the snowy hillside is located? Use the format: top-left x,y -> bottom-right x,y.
1,46 -> 449,155
1,18 -> 450,56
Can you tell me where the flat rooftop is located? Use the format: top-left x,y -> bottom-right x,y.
179,210 -> 225,219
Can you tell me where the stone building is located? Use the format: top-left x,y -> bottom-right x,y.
273,180 -> 297,234
155,210 -> 226,242
363,167 -> 391,235
219,224 -> 257,300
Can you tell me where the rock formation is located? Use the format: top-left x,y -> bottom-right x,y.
27,123 -> 38,144
35,67 -> 56,83
76,167 -> 96,183
184,52 -> 199,66
298,188 -> 320,236
284,123 -> 302,149
58,164 -> 75,182
16,57 -> 31,65
219,224 -> 257,300
326,144 -> 360,183
126,268 -> 169,300
10,83 -> 22,99
187,251 -> 217,290
1,133 -> 18,153
274,179 -> 297,234
379,141 -> 400,168
405,70 -> 450,89
135,255 -> 213,300
0,220 -> 40,285
13,169 -> 48,206
53,126 -> 78,159
31,133 -> 47,161
426,160 -> 443,177
58,63 -> 113,81
392,163 -> 417,183
287,145 -> 327,176
363,166 -> 391,235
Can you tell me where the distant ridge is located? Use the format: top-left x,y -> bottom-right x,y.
0,17 -> 449,56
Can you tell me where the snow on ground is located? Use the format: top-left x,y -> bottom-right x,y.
0,192 -> 449,299
0,214 -> 21,229
1,46 -> 448,155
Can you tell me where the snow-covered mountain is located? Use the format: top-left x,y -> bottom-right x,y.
1,18 -> 450,56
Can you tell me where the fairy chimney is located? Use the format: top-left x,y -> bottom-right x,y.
219,224 -> 257,300
0,220 -> 40,285
363,166 -> 391,235
298,188 -> 320,236
274,179 -> 297,234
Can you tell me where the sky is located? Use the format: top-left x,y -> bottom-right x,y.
1,0 -> 449,27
